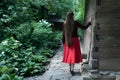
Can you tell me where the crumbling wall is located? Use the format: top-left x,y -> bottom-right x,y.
82,0 -> 96,68
83,0 -> 120,71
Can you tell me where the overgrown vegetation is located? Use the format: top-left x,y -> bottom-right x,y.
0,0 -> 85,80
0,20 -> 61,80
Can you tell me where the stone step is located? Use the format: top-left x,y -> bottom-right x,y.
94,46 -> 120,53
96,18 -> 120,24
100,0 -> 120,7
94,28 -> 120,32
97,5 -> 120,18
96,31 -> 119,38
93,48 -> 120,58
102,0 -> 120,2
94,30 -> 120,36
94,24 -> 120,31
98,1 -> 120,9
94,35 -> 120,43
99,58 -> 120,71
94,30 -> 120,35
96,0 -> 120,18
92,46 -> 120,58
97,9 -> 120,18
94,40 -> 120,47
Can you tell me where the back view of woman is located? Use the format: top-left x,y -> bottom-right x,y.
62,11 -> 92,75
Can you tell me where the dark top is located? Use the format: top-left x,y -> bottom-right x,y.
62,21 -> 91,43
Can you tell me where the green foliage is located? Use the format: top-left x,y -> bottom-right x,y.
0,20 -> 61,78
73,0 -> 86,22
0,0 -> 85,41
0,73 -> 23,80
0,0 -> 85,25
0,0 -> 85,79
0,66 -> 23,80
72,0 -> 86,37
36,0 -> 85,22
0,0 -> 35,41
0,0 -> 33,26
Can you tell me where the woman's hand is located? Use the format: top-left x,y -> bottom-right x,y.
88,16 -> 92,22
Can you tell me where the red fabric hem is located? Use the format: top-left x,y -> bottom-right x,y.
62,37 -> 82,64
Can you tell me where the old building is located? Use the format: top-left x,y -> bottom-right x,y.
83,0 -> 120,71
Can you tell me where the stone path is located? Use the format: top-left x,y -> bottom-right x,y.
24,45 -> 84,80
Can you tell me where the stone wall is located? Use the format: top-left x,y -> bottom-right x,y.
84,0 -> 120,71
82,0 -> 96,68
95,0 -> 120,71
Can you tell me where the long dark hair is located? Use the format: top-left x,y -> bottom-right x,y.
64,11 -> 74,45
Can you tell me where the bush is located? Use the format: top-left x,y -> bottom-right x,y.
0,0 -> 85,79
0,20 -> 62,78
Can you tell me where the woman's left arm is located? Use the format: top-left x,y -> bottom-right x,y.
75,21 -> 91,30
76,16 -> 92,30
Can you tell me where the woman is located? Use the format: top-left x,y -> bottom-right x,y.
62,11 -> 92,75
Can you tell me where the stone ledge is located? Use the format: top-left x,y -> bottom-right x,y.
83,74 -> 116,80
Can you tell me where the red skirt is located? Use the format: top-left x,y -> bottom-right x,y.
62,37 -> 82,64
